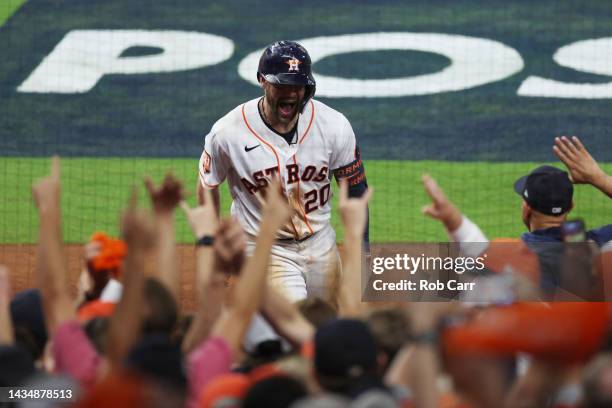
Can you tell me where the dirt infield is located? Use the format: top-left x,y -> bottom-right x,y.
0,244 -> 199,312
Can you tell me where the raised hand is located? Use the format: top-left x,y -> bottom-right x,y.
33,156 -> 74,331
33,156 -> 61,213
145,173 -> 185,214
336,178 -> 372,317
421,174 -> 462,232
338,178 -> 373,238
181,185 -> 219,238
213,218 -> 246,276
553,136 -> 606,185
121,189 -> 156,251
260,177 -> 292,229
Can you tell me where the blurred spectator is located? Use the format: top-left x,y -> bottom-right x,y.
77,300 -> 115,323
141,277 -> 179,336
10,289 -> 48,362
80,232 -> 126,305
513,164 -> 610,294
364,308 -> 411,373
583,353 -> 612,408
1,267 -> 36,387
242,375 -> 308,408
8,151 -> 610,408
0,344 -> 35,387
184,178 -> 293,406
126,333 -> 188,405
83,317 -> 110,354
314,319 -> 389,399
297,297 -> 337,329
198,373 -> 251,408
516,136 -> 612,247
514,165 -> 611,246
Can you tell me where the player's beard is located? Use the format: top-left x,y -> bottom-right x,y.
266,94 -> 301,126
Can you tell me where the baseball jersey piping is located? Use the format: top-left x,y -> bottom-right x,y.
292,155 -> 315,236
241,103 -> 301,239
298,100 -> 315,144
241,103 -> 282,174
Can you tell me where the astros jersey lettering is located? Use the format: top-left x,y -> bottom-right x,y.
199,97 -> 357,241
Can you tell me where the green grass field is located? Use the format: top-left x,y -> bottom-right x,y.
2,158 -> 610,244
1,1 -> 611,246
0,0 -> 25,26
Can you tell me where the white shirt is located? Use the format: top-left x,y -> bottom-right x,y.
100,278 -> 123,303
199,98 -> 357,240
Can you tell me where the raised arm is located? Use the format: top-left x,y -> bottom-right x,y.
105,191 -> 156,366
34,158 -> 102,385
145,173 -> 184,299
388,302 -> 464,408
197,181 -> 221,217
261,284 -> 314,346
336,178 -> 373,317
0,266 -> 13,345
422,174 -> 488,257
32,156 -> 74,333
209,178 -> 291,354
181,186 -> 242,353
554,136 -> 612,198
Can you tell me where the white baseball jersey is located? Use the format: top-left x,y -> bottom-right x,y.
199,97 -> 358,241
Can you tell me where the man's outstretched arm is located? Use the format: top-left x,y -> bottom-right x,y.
554,135 -> 612,198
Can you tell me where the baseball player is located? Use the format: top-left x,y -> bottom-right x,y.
198,40 -> 369,301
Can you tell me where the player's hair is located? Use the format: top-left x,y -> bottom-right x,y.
13,326 -> 45,361
84,317 -> 110,354
296,297 -> 337,329
243,375 -> 308,408
142,278 -> 179,336
583,352 -> 612,408
365,308 -> 411,367
84,266 -> 111,302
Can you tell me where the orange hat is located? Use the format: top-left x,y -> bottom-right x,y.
443,302 -> 608,363
77,300 -> 116,322
89,232 -> 127,274
482,239 -> 540,284
199,373 -> 251,408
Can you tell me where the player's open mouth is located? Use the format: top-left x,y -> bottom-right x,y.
278,101 -> 297,117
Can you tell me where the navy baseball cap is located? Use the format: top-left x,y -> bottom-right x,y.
514,166 -> 573,216
314,319 -> 377,378
10,289 -> 48,359
126,334 -> 187,392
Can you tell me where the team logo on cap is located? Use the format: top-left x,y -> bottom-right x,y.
552,207 -> 562,214
285,58 -> 301,72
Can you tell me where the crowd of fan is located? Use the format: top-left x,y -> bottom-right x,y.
1,135 -> 611,408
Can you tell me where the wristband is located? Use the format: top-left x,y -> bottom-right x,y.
411,329 -> 439,346
196,235 -> 215,247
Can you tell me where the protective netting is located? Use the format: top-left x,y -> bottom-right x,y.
1,0 -> 611,249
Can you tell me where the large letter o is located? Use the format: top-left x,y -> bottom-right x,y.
238,32 -> 524,97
